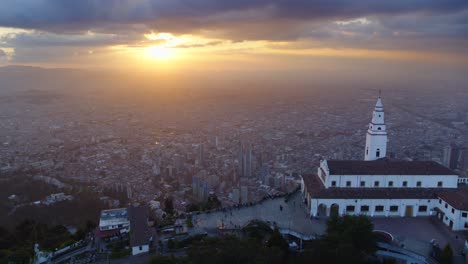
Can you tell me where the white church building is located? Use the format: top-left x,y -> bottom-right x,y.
301,96 -> 468,231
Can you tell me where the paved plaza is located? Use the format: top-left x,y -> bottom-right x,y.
193,192 -> 326,236
373,217 -> 466,263
192,191 -> 466,262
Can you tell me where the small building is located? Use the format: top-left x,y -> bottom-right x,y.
98,208 -> 130,232
129,206 -> 152,255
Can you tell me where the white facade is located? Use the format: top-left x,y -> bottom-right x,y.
459,177 -> 468,184
132,244 -> 149,255
318,160 -> 458,189
309,198 -> 436,218
326,174 -> 458,188
436,197 -> 468,231
364,97 -> 387,161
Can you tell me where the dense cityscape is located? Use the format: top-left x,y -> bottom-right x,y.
1,69 -> 467,213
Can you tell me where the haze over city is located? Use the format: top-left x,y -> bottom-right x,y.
0,1 -> 468,264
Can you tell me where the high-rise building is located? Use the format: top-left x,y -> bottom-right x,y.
364,96 -> 388,161
443,145 -> 468,170
238,142 -> 253,177
443,146 -> 458,169
197,143 -> 204,166
459,148 -> 468,170
174,154 -> 184,174
240,186 -> 248,203
231,188 -> 240,204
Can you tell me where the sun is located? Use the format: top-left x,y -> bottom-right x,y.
145,45 -> 174,60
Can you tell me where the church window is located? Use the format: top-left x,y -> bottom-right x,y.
439,199 -> 442,204
445,203 -> 448,209
360,181 -> 365,187
376,149 -> 380,157
378,115 -> 381,117
462,212 -> 467,218
390,206 -> 398,212
465,222 -> 468,228
366,148 -> 369,155
388,181 -> 394,187
437,181 -> 443,187
346,206 -> 355,212
361,205 -> 369,212
375,205 -> 384,212
374,181 -> 379,187
331,181 -> 336,187
451,208 -> 455,214
416,181 -> 422,187
346,181 -> 351,187
378,127 -> 381,130
402,181 -> 408,187
418,206 -> 427,212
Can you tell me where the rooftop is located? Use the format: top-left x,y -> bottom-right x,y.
100,208 -> 128,220
129,206 -> 151,247
326,158 -> 456,176
437,186 -> 468,211
303,174 -> 468,210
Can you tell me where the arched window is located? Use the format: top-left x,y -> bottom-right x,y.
376,148 -> 380,157
378,127 -> 381,130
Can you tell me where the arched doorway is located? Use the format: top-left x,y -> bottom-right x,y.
317,204 -> 327,217
330,204 -> 340,217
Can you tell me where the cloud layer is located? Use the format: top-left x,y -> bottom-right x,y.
0,0 -> 467,66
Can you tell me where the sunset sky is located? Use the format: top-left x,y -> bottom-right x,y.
0,1 -> 467,74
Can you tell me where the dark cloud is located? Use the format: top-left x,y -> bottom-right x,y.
0,0 -> 467,33
174,41 -> 223,49
1,0 -> 467,62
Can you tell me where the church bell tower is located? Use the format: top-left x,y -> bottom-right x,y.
364,95 -> 387,161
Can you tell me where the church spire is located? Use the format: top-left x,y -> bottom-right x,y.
364,95 -> 388,161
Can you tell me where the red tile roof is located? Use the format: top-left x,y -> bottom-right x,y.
437,187 -> 468,211
327,158 -> 455,176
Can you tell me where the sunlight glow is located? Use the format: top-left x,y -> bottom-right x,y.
145,45 -> 174,60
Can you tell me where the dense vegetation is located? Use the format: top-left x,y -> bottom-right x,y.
0,173 -> 107,229
150,215 -> 378,264
0,219 -> 95,263
0,172 -> 109,263
185,194 -> 222,212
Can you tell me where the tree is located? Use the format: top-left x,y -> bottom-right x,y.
167,239 -> 175,250
266,226 -> 289,263
85,220 -> 96,232
149,255 -> 179,264
185,203 -> 200,212
205,194 -> 221,210
7,248 -> 30,264
267,227 -> 288,252
186,215 -> 194,228
440,244 -> 453,264
318,215 -> 377,264
164,197 -> 174,215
